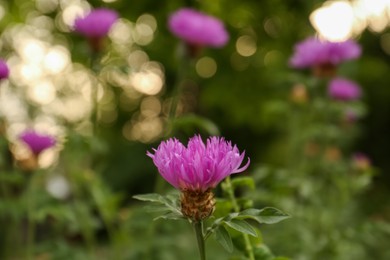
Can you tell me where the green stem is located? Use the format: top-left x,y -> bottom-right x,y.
89,52 -> 101,134
193,221 -> 206,260
94,197 -> 119,259
166,43 -> 192,133
224,176 -> 255,260
67,171 -> 96,256
155,45 -> 192,194
26,170 -> 38,260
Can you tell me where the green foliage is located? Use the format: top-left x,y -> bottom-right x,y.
224,219 -> 258,237
134,190 -> 289,260
133,192 -> 183,221
0,0 -> 389,259
215,225 -> 234,253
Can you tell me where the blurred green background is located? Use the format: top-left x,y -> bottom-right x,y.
0,0 -> 390,259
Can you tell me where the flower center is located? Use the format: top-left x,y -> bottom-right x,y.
313,62 -> 337,77
180,188 -> 215,221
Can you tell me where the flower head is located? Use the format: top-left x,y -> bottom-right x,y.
74,8 -> 118,38
0,59 -> 10,80
343,108 -> 360,124
328,77 -> 361,101
289,37 -> 361,75
148,135 -> 249,221
147,135 -> 249,192
19,129 -> 56,155
168,8 -> 229,48
352,152 -> 371,170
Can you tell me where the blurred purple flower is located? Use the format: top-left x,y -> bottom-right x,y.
328,77 -> 361,101
147,135 -> 249,192
289,37 -> 361,72
344,108 -> 359,123
168,8 -> 229,48
74,8 -> 118,38
0,59 -> 10,80
20,129 -> 56,155
73,8 -> 118,52
352,152 -> 371,170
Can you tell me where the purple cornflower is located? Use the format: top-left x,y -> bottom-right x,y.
343,108 -> 359,124
148,135 -> 249,192
19,129 -> 56,156
328,77 -> 361,101
352,152 -> 371,171
148,135 -> 249,221
289,37 -> 361,76
168,8 -> 229,48
0,59 -> 9,80
73,8 -> 118,51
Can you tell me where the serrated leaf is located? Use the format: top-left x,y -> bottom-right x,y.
224,219 -> 258,237
163,194 -> 180,208
215,225 -> 233,253
231,177 -> 255,190
143,204 -> 171,213
236,207 -> 290,224
133,193 -> 164,203
133,193 -> 182,217
153,211 -> 183,221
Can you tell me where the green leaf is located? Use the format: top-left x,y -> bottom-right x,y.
215,225 -> 233,253
236,207 -> 290,224
143,204 -> 171,213
231,177 -> 255,190
153,211 -> 184,221
133,193 -> 164,203
133,193 -> 183,220
253,244 -> 274,260
224,219 -> 258,237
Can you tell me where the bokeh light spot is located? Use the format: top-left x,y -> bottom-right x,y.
140,96 -> 161,118
46,175 -> 71,200
380,33 -> 390,55
110,20 -> 132,44
44,46 -> 70,74
236,35 -> 257,57
195,57 -> 217,78
62,4 -> 86,28
36,0 -> 58,14
131,71 -> 163,95
310,1 -> 355,41
28,80 -> 56,105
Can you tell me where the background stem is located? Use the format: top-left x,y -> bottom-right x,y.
89,51 -> 101,135
225,176 -> 255,260
26,169 -> 39,260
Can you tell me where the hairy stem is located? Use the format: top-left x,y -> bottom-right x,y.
193,221 -> 206,260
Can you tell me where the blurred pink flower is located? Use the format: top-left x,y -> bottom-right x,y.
147,135 -> 249,192
168,8 -> 229,48
289,37 -> 361,71
0,59 -> 9,80
73,8 -> 118,52
328,77 -> 361,101
74,8 -> 118,38
352,152 -> 371,170
20,129 -> 56,155
344,108 -> 359,123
